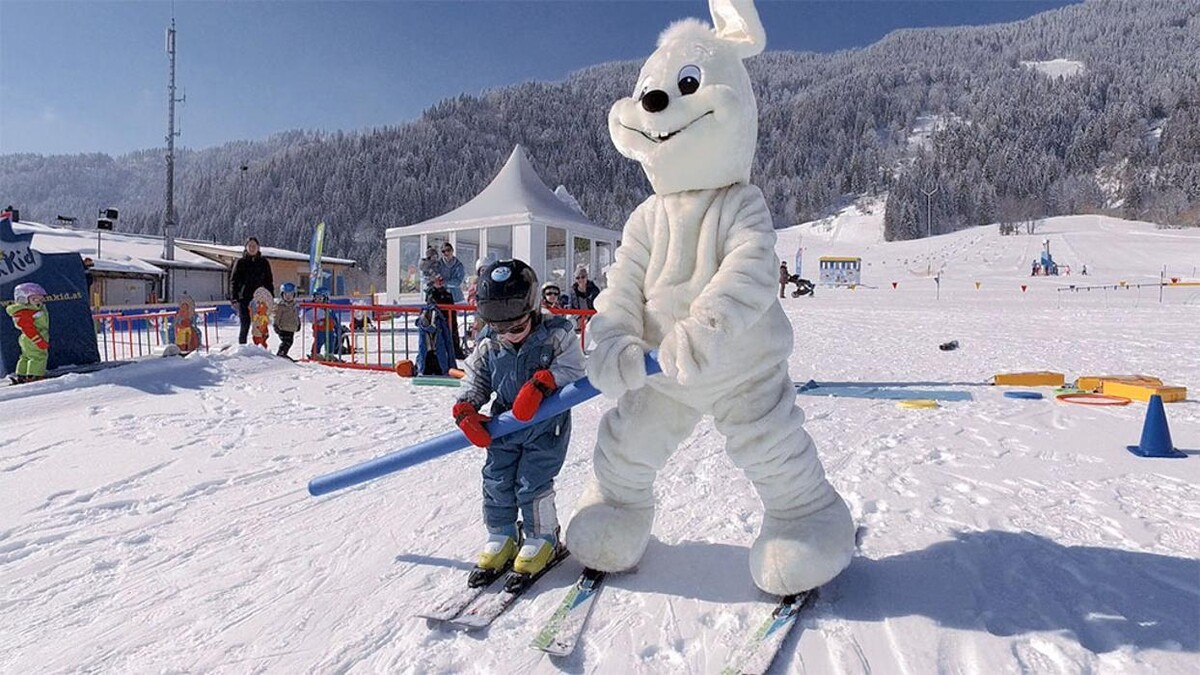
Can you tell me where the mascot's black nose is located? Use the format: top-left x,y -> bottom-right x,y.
641,89 -> 669,113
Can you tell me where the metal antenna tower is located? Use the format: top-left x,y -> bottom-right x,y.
921,185 -> 939,238
163,17 -> 185,296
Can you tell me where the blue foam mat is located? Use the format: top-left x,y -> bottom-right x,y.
795,383 -> 973,402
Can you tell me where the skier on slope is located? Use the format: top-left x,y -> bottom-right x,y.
273,283 -> 301,359
452,259 -> 586,589
6,282 -> 50,384
309,286 -> 343,361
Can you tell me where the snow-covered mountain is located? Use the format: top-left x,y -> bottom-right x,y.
1,218 -> 1197,673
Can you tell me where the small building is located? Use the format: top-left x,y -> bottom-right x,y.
818,256 -> 862,287
13,220 -> 356,306
385,145 -> 620,302
16,220 -> 227,306
176,241 -> 357,297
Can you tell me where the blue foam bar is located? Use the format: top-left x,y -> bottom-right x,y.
308,351 -> 661,496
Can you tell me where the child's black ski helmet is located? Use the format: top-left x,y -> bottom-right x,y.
477,259 -> 538,325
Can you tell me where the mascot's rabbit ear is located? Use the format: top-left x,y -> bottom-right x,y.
709,0 -> 766,58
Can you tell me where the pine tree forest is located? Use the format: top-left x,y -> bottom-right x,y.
2,1 -> 1197,281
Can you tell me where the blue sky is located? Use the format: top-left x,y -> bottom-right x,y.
0,0 -> 1078,156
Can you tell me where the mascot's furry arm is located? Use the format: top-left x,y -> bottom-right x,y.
658,185 -> 778,383
585,203 -> 653,397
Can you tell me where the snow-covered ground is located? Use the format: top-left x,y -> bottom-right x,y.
2,216 -> 1198,674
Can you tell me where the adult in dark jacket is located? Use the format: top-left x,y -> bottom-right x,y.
229,237 -> 275,344
564,267 -> 601,310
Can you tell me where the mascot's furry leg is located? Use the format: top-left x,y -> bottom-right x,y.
713,368 -> 855,595
566,386 -> 701,572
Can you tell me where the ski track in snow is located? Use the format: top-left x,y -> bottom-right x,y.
2,217 -> 1199,673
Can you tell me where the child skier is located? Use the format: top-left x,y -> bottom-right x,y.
251,300 -> 271,348
309,287 -> 343,361
453,259 -> 586,590
274,283 -> 300,359
6,282 -> 50,383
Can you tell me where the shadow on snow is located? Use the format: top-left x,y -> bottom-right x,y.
831,529 -> 1199,653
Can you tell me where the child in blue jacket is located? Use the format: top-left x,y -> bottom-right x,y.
452,259 -> 585,589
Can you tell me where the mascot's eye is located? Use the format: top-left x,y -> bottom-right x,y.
677,65 -> 701,95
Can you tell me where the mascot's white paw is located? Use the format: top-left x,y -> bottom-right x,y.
658,320 -> 708,384
657,328 -> 681,380
749,494 -> 856,595
566,481 -> 655,572
587,337 -> 647,398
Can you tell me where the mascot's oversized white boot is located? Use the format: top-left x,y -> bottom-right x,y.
567,0 -> 855,595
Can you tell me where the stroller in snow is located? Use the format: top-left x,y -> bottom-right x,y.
787,275 -> 815,297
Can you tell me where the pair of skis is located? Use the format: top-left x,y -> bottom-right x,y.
417,549 -> 570,630
531,569 -> 815,672
422,563 -> 816,673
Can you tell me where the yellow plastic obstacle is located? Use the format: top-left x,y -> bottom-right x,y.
898,399 -> 939,409
992,371 -> 1065,387
1100,380 -> 1187,403
1075,374 -> 1162,392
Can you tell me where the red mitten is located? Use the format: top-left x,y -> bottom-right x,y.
453,401 -> 492,447
36,339 -> 49,351
511,370 -> 556,422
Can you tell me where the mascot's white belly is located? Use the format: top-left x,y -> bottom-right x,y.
637,186 -> 792,394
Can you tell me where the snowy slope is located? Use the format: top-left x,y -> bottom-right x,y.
784,208 -> 1200,289
1,219 -> 1198,674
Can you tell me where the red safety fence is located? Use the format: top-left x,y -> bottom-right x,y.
92,308 -> 219,361
297,301 -> 596,372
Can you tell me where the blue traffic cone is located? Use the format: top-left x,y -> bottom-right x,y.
1127,395 -> 1186,458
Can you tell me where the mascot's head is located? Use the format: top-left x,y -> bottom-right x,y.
609,0 -> 765,195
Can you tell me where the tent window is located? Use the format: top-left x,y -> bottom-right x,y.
573,237 -> 591,280
399,235 -> 422,293
456,229 -> 480,274
546,227 -> 568,289
596,241 -> 613,288
487,225 -> 512,262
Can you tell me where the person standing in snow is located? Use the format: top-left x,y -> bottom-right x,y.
436,243 -> 467,357
228,237 -> 275,345
541,282 -> 564,311
437,243 -> 466,304
465,255 -> 496,350
452,259 -> 586,588
309,286 -> 343,361
563,267 -> 600,310
6,282 -> 50,383
779,262 -> 790,298
425,274 -> 465,359
82,257 -> 96,306
273,283 -> 301,359
419,246 -> 440,292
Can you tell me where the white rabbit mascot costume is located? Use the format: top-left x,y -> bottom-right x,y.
566,0 -> 855,595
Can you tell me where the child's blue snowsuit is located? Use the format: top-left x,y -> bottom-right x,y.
311,309 -> 343,359
458,315 -> 584,541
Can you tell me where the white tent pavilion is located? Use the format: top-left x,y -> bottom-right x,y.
385,145 -> 620,302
